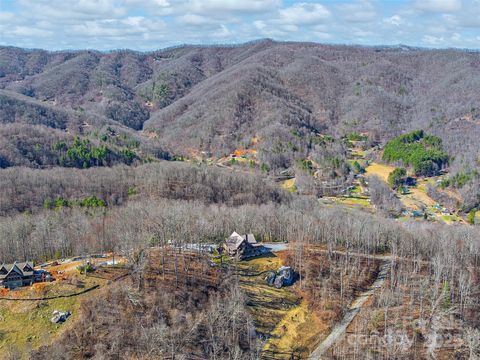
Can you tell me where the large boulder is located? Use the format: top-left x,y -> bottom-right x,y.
51,310 -> 71,324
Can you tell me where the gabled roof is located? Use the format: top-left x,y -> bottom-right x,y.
0,261 -> 34,280
224,232 -> 261,253
3,263 -> 23,279
17,262 -> 34,276
225,232 -> 247,252
229,231 -> 242,240
0,263 -> 7,275
18,261 -> 33,270
243,234 -> 257,244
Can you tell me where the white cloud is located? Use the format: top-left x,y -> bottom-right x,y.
311,31 -> 331,40
154,0 -> 170,5
123,16 -> 145,27
125,0 -> 170,5
8,26 -> 54,38
415,0 -> 462,13
451,32 -> 461,41
132,0 -> 280,18
190,0 -> 280,15
71,16 -> 165,37
253,20 -> 267,31
213,24 -> 233,39
126,0 -> 278,14
423,34 -> 445,44
383,15 -> 404,26
177,13 -> 214,26
0,12 -> 15,22
75,0 -> 124,15
253,20 -> 296,37
352,29 -> 374,37
278,3 -> 331,25
337,0 -> 377,23
248,2 -> 331,38
460,0 -> 480,27
18,0 -> 127,21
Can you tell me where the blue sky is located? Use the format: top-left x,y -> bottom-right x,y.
0,0 -> 479,50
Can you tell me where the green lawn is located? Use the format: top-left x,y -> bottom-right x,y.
339,196 -> 371,207
440,214 -> 461,224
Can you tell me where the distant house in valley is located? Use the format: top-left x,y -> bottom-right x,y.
223,232 -> 264,259
411,210 -> 424,218
0,262 -> 34,289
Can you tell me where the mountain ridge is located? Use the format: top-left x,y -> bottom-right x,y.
1,40 -> 479,170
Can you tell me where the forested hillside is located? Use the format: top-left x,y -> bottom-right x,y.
1,41 -> 480,172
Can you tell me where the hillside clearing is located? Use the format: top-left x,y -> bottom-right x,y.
409,180 -> 437,207
440,214 -> 462,224
238,254 -> 323,359
365,162 -> 395,182
337,197 -> 371,207
0,294 -> 83,357
263,300 -> 326,359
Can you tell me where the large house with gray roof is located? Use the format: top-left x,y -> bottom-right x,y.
0,262 -> 35,289
223,232 -> 264,259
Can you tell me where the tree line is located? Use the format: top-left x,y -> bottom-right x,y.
0,161 -> 288,216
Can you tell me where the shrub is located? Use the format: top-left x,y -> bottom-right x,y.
439,171 -> 476,189
297,159 -> 314,173
53,136 -> 138,168
388,168 -> 407,188
352,160 -> 365,174
77,196 -> 106,208
127,187 -> 138,196
63,137 -> 108,167
347,132 -> 368,142
467,209 -> 476,225
44,196 -> 107,209
77,264 -> 94,274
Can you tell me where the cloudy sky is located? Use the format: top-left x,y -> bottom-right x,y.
0,0 -> 479,50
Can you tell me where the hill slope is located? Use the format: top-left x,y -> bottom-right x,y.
1,41 -> 479,168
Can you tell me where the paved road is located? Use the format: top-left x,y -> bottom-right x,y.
263,243 -> 288,252
308,260 -> 391,359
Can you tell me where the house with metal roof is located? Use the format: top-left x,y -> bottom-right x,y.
223,232 -> 264,259
0,261 -> 35,289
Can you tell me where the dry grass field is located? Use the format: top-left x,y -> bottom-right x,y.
365,162 -> 396,182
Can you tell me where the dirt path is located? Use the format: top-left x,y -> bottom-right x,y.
308,260 -> 391,359
269,243 -> 434,267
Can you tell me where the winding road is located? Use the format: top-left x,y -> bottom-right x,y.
308,260 -> 391,359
